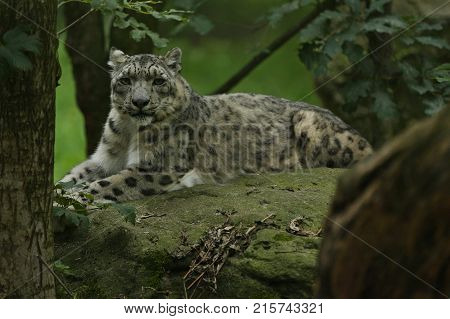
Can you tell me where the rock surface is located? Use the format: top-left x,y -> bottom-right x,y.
55,168 -> 343,298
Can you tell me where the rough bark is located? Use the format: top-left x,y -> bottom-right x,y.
0,0 -> 58,298
64,4 -> 159,155
318,106 -> 450,298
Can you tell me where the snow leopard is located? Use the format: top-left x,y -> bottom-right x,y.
58,47 -> 373,203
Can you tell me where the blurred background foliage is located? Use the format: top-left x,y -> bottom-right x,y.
53,0 -> 449,180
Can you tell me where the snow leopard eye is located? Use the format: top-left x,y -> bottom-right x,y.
153,78 -> 166,86
118,77 -> 131,86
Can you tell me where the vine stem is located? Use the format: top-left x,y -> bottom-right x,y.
57,8 -> 95,36
37,255 -> 74,298
57,0 -> 88,9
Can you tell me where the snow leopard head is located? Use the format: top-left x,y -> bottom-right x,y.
108,47 -> 191,124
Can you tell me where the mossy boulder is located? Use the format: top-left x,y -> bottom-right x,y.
54,168 -> 343,298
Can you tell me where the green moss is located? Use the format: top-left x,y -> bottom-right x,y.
55,169 -> 343,298
74,283 -> 108,299
138,250 -> 172,294
273,233 -> 295,242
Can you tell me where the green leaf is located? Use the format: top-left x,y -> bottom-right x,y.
414,36 -> 450,49
363,15 -> 407,34
409,79 -> 435,95
343,42 -> 365,63
346,0 -> 361,13
189,15 -> 214,35
53,195 -> 73,207
415,21 -> 444,33
358,58 -> 375,76
400,36 -> 415,46
267,0 -> 301,27
148,9 -> 187,22
0,26 -> 41,73
367,0 -> 391,15
338,23 -> 361,43
299,42 -> 330,76
172,0 -> 195,10
53,207 -> 89,228
429,63 -> 450,83
323,35 -> 343,58
53,260 -> 76,277
130,29 -> 146,42
111,203 -> 137,225
55,179 -> 76,190
300,10 -> 347,43
424,95 -> 445,115
53,206 -> 68,217
113,16 -> 130,29
343,80 -> 372,102
65,210 -> 89,227
372,90 -> 397,118
0,47 -> 33,71
399,62 -> 420,81
145,30 -> 168,48
90,0 -> 103,9
105,0 -> 119,10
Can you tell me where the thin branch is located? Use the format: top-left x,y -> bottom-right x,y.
245,213 -> 275,236
57,8 -> 94,36
38,255 -> 74,298
212,6 -> 322,95
187,271 -> 205,290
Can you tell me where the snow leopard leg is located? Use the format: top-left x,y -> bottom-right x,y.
58,109 -> 132,187
59,160 -> 107,186
292,109 -> 373,168
80,167 -> 205,203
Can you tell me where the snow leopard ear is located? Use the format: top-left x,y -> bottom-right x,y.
164,47 -> 182,73
108,47 -> 128,68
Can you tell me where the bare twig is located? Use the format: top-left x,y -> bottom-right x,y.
212,6 -> 322,94
187,271 -> 206,290
141,213 -> 167,219
183,246 -> 212,279
37,255 -> 74,298
183,212 -> 276,297
245,213 -> 275,236
288,216 -> 322,237
182,279 -> 189,299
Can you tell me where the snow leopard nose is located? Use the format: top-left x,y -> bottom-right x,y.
132,97 -> 150,109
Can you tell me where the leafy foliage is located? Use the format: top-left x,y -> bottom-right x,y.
169,0 -> 214,36
59,0 -> 192,48
0,26 -> 41,78
110,203 -> 137,225
429,63 -> 450,83
53,180 -> 137,230
266,0 -> 315,27
290,0 -> 449,141
256,0 -> 450,144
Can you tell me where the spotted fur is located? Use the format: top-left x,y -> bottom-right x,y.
59,47 -> 373,203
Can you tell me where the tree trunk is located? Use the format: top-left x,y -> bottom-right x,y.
64,4 -> 111,155
0,1 -> 58,298
64,4 -> 159,155
318,106 -> 450,298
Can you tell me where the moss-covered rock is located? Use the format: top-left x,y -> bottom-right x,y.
54,168 -> 343,298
